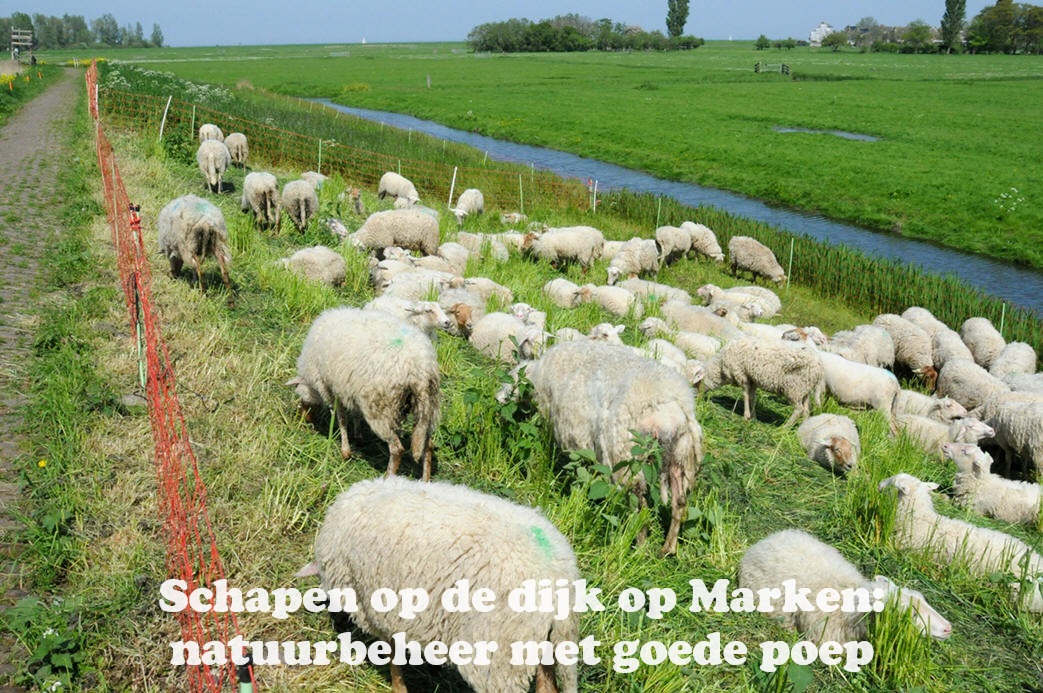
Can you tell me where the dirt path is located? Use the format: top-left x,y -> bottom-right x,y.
0,67 -> 82,690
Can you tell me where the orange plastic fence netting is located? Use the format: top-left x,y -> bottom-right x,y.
86,62 -> 250,692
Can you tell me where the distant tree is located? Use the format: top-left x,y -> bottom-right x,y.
782,37 -> 797,49
902,20 -> 934,53
150,23 -> 164,48
966,0 -> 1018,53
63,15 -> 92,47
92,13 -> 121,46
754,34 -> 771,50
1022,5 -> 1043,53
821,31 -> 847,51
666,0 -> 690,38
941,0 -> 967,52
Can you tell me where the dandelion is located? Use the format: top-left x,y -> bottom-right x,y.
37,459 -> 47,468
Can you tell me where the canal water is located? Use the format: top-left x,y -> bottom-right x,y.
318,100 -> 1042,317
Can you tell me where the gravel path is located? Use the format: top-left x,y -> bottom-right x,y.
0,67 -> 82,691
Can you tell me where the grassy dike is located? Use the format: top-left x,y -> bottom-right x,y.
4,71 -> 1043,692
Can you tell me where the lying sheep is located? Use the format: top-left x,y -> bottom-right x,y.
576,283 -> 643,318
738,529 -> 952,644
288,307 -> 440,479
437,287 -> 486,336
872,313 -> 936,384
157,194 -> 231,294
817,352 -> 900,433
660,300 -> 743,342
989,342 -> 1037,379
436,241 -> 470,275
894,390 -> 968,422
620,278 -> 692,305
728,236 -> 785,285
468,312 -> 545,364
509,302 -> 547,333
352,209 -> 440,256
680,221 -> 724,262
796,413 -> 860,474
297,475 -> 579,693
451,188 -> 484,225
978,395 -> 1043,479
936,358 -> 1010,411
826,325 -> 895,369
377,171 -> 420,204
701,338 -> 824,426
381,268 -> 462,302
696,284 -> 780,320
457,231 -> 510,263
901,306 -> 948,338
196,139 -> 231,194
879,473 -> 1043,611
281,179 -> 320,232
587,323 -> 626,344
638,317 -> 721,362
932,328 -> 975,370
654,225 -> 691,264
945,442 -> 1041,525
463,276 -> 514,306
895,413 -> 994,457
198,122 -> 223,142
240,171 -> 280,229
363,296 -> 453,339
543,277 -> 583,308
960,317 -> 1006,369
224,132 -> 248,167
279,245 -> 346,286
523,226 -> 604,270
606,237 -> 659,285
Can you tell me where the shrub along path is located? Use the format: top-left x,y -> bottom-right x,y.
0,67 -> 81,691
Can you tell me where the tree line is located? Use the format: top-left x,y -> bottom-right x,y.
467,14 -> 703,53
3,11 -> 163,50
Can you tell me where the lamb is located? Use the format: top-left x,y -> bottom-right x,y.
738,529 -> 952,644
728,235 -> 786,285
871,314 -> 935,382
576,283 -> 643,318
521,340 -> 704,556
959,317 -> 1006,369
606,237 -> 659,285
680,221 -> 724,262
796,413 -> 860,474
156,194 -> 231,294
901,306 -> 948,339
195,139 -> 231,194
377,171 -> 420,204
638,317 -> 721,362
523,226 -> 604,270
279,245 -> 346,286
619,278 -> 692,305
297,475 -> 579,693
878,473 -> 1043,611
287,307 -> 440,479
198,122 -> 224,142
363,296 -> 453,339
931,328 -> 975,370
893,390 -> 968,422
223,132 -> 248,167
944,442 -> 1041,525
468,312 -> 546,364
895,413 -> 994,457
701,337 -> 825,426
825,325 -> 895,369
451,188 -> 484,225
543,277 -> 583,308
817,352 -> 900,433
989,342 -> 1037,379
352,209 -> 440,256
654,225 -> 691,264
239,171 -> 280,229
280,179 -> 320,232
936,358 -> 1010,411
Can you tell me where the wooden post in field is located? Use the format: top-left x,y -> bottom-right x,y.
317,139 -> 323,174
592,180 -> 599,213
190,106 -> 196,138
656,197 -> 662,229
519,174 -> 524,215
448,167 -> 458,209
158,96 -> 173,141
787,238 -> 794,289
999,303 -> 1006,338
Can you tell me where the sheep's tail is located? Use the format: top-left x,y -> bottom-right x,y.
206,151 -> 218,190
657,402 -> 703,507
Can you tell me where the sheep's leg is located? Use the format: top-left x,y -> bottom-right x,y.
168,256 -> 183,279
385,434 -> 405,476
782,398 -> 805,427
389,661 -> 407,693
742,382 -> 755,420
659,462 -> 685,557
334,402 -> 352,459
420,441 -> 433,482
192,253 -> 206,291
535,663 -> 560,693
368,417 -> 406,476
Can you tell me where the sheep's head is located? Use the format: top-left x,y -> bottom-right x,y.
588,323 -> 625,344
952,416 -> 994,443
820,436 -> 857,474
941,442 -> 992,475
449,303 -> 474,336
409,301 -> 453,333
877,473 -> 937,499
695,283 -> 720,305
638,317 -> 667,338
605,266 -> 622,286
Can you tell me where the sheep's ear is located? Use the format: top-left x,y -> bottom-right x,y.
295,561 -> 319,578
924,481 -> 940,492
871,575 -> 898,595
285,376 -> 302,387
614,324 -> 626,336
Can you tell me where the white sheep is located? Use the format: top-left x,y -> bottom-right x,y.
523,226 -> 605,270
543,277 -> 583,308
576,283 -> 643,318
436,241 -> 470,275
660,300 -> 743,342
978,396 -> 1043,479
587,322 -> 626,344
352,209 -> 440,256
989,342 -> 1037,379
1004,372 -> 1043,395
696,283 -> 780,320
654,224 -> 691,264
456,231 -> 510,263
959,317 -> 1006,369
738,529 -> 952,644
197,122 -> 224,142
380,268 -> 462,301
945,442 -> 1041,525
606,237 -> 659,285
680,221 -> 724,262
157,194 -> 231,294
931,328 -> 975,370
500,211 -> 527,225
363,296 -> 453,339
451,187 -> 484,225
552,327 -> 586,343
619,278 -> 692,305
601,240 -> 624,261
701,337 -> 825,426
895,413 -> 994,457
936,358 -> 1011,411
825,325 -> 895,369
437,287 -> 486,337
523,340 -> 704,556
224,132 -> 248,167
377,171 -> 420,204
817,352 -> 900,432
239,172 -> 280,230
462,276 -> 514,306
281,179 -> 320,232
638,317 -> 721,362
879,473 -> 1043,611
901,306 -> 949,338
301,170 -> 328,191
297,475 -> 580,693
468,312 -> 546,365
871,313 -> 936,386
287,307 -> 440,479
196,139 -> 231,194
893,390 -> 968,422
279,245 -> 346,286
728,236 -> 786,285
796,413 -> 860,474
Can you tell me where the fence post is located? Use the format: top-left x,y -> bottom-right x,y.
190,105 -> 196,137
158,95 -> 173,141
787,237 -> 795,289
448,166 -> 458,209
519,174 -> 524,215
317,139 -> 323,174
655,196 -> 662,230
999,303 -> 1007,338
592,180 -> 598,213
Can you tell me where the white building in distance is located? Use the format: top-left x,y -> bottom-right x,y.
809,22 -> 834,46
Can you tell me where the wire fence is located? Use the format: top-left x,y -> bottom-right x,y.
87,61 -> 249,692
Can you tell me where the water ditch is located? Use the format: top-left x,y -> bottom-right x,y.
317,100 -> 1042,317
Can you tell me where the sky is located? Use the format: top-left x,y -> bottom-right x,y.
6,1 -> 995,47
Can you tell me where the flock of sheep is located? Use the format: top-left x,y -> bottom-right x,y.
157,123 -> 1043,691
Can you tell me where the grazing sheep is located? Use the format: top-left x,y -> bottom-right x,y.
660,300 -> 743,342
895,414 -> 994,457
825,325 -> 895,369
240,172 -> 280,230
871,313 -> 936,384
523,340 -> 704,556
638,317 -> 721,362
701,338 -> 825,426
959,317 -> 1006,369
523,226 -> 604,270
157,194 -> 231,294
377,171 -> 420,204
301,171 -> 328,191
894,390 -> 968,422
654,225 -> 691,264
989,342 -> 1038,379
817,352 -> 900,432
279,245 -> 346,286
932,328 -> 975,370
576,283 -> 643,318
797,413 -> 860,474
352,209 -> 440,256
738,529 -> 952,644
451,188 -> 484,225
297,475 -> 580,693
543,277 -> 583,308
224,132 -> 248,167
606,237 -> 659,285
728,236 -> 786,285
281,179 -> 320,232
936,358 -> 1011,411
945,443 -> 1041,525
288,307 -> 440,479
879,473 -> 1043,611
363,296 -> 453,339
901,306 -> 948,339
620,278 -> 692,305
468,312 -> 546,364
680,221 -> 724,262
196,139 -> 231,194
198,122 -> 223,142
